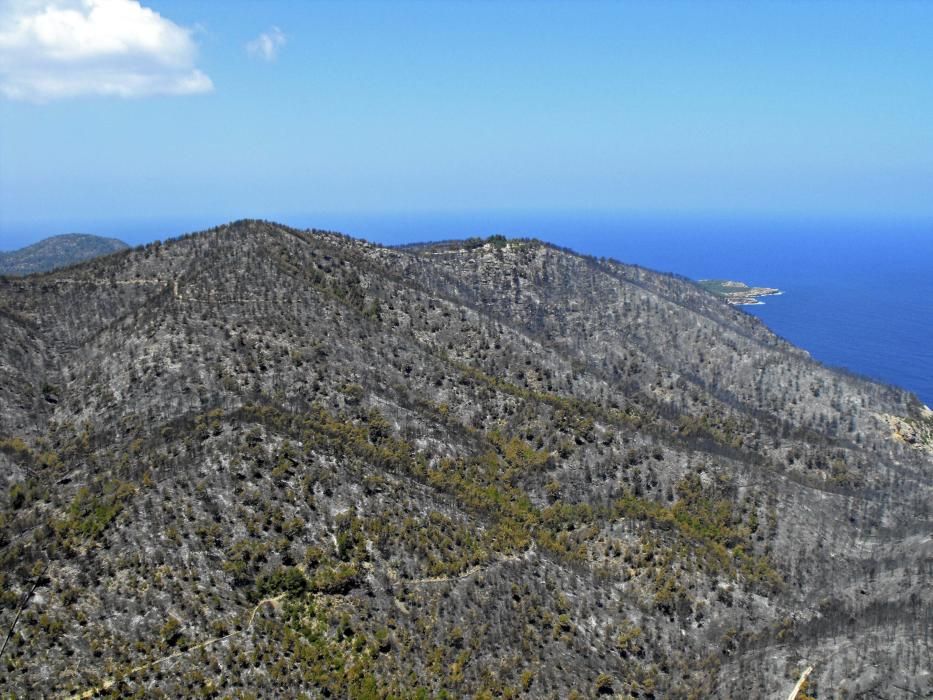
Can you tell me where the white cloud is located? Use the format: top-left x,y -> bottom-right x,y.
0,0 -> 213,101
246,26 -> 285,62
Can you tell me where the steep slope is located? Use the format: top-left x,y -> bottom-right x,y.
0,234 -> 129,277
0,221 -> 929,698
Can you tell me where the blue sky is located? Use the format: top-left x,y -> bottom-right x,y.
2,0 -> 933,247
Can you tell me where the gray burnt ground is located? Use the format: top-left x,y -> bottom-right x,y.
0,221 -> 929,698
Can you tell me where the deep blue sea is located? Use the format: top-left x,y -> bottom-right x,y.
4,213 -> 932,406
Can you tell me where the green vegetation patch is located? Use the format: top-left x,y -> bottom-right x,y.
55,480 -> 136,541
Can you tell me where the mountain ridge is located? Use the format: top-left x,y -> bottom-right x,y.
0,219 -> 929,698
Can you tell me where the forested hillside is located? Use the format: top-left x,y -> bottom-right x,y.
0,220 -> 929,698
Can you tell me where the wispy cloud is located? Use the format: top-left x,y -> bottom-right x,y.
246,26 -> 285,62
0,0 -> 213,102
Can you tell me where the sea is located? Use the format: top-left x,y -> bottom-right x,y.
4,212 -> 932,406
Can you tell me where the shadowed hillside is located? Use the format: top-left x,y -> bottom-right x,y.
0,220 -> 929,698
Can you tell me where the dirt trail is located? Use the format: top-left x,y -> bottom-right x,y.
51,278 -> 166,287
64,594 -> 285,700
396,548 -> 531,586
786,665 -> 813,700
400,562 -> 488,585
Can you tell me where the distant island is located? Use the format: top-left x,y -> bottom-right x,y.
698,279 -> 782,305
0,233 -> 129,276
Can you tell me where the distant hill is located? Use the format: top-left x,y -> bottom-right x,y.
0,233 -> 129,276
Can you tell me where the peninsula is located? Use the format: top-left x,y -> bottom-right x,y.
699,278 -> 782,305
